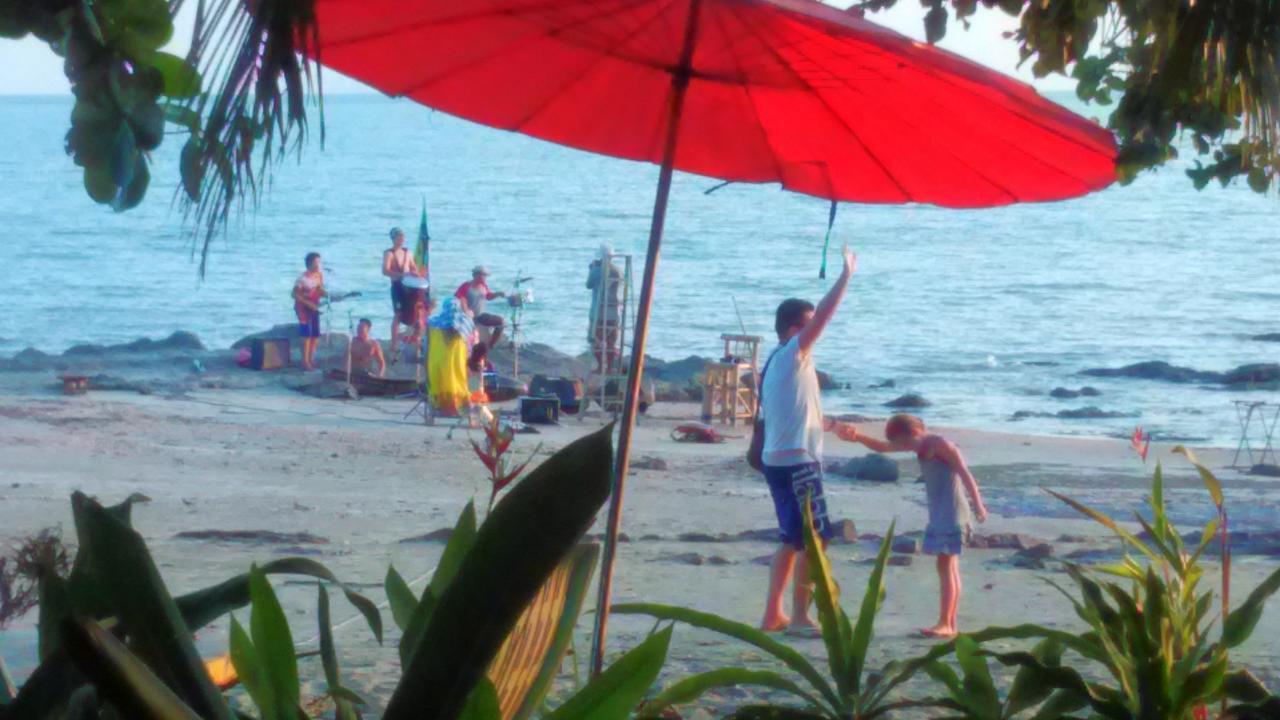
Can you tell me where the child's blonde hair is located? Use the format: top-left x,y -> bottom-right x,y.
885,414 -> 926,442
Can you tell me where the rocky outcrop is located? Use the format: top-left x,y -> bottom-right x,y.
884,393 -> 929,409
827,454 -> 900,483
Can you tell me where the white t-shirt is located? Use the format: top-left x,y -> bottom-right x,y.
760,336 -> 823,466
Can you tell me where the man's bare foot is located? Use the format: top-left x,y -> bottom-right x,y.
791,615 -> 819,630
760,613 -> 791,632
919,624 -> 957,639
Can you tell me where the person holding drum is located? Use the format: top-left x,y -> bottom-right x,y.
383,227 -> 427,358
293,251 -> 327,370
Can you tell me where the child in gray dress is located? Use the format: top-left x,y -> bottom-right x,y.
838,414 -> 988,638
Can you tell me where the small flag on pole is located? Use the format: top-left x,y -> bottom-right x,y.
414,199 -> 430,274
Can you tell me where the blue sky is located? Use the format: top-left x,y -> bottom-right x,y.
0,3 -> 1073,95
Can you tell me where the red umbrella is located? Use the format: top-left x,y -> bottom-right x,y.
313,0 -> 1116,672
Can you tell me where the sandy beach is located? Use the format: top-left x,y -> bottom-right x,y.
2,338 -> 1278,717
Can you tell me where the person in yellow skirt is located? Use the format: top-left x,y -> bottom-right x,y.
427,296 -> 475,416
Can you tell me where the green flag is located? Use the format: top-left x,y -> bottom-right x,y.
414,199 -> 430,274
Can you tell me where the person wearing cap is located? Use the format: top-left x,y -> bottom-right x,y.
383,227 -> 423,357
454,266 -> 507,364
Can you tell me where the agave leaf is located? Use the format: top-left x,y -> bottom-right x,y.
1132,513 -> 1184,573
383,424 -> 613,719
1005,638 -> 1064,717
725,707 -> 831,719
922,659 -> 963,698
849,521 -> 895,696
543,626 -> 672,720
399,501 -> 478,667
1223,669 -> 1274,704
175,556 -> 382,644
955,636 -> 1000,719
800,493 -> 852,702
60,619 -> 202,720
987,649 -> 1128,719
1221,565 -> 1280,648
70,492 -> 233,720
317,584 -> 358,720
1173,651 -> 1228,712
1028,689 -> 1090,720
384,565 -> 417,633
640,667 -> 828,717
1172,446 -> 1225,509
611,603 -> 839,712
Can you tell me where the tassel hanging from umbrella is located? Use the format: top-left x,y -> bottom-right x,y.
312,0 -> 1118,674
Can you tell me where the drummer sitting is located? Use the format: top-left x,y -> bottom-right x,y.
350,318 -> 386,377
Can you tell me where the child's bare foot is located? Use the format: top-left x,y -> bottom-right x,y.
919,624 -> 957,639
760,613 -> 790,632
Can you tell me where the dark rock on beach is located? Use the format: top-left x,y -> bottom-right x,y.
399,527 -> 455,543
1249,463 -> 1280,478
1221,363 -> 1280,387
970,533 -> 1046,551
887,555 -> 913,567
869,379 -> 895,389
175,529 -> 328,545
892,537 -> 921,554
1251,333 -> 1280,342
65,331 -> 205,356
1081,361 -> 1223,384
884,393 -> 929,409
828,454 -> 899,483
1050,386 -> 1102,399
1013,406 -> 1135,420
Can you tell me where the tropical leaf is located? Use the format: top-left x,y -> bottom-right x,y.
384,565 -> 417,633
318,584 -> 359,720
382,424 -> 613,720
399,501 -> 478,667
849,521 -> 894,695
229,614 -> 276,720
543,626 -> 672,720
611,603 -> 839,712
69,492 -> 233,720
175,556 -> 382,644
1045,489 -> 1158,561
800,493 -> 851,702
459,677 -> 502,720
1221,565 -> 1280,648
59,618 -> 202,720
1172,446 -> 1225,508
247,566 -> 300,719
954,636 -> 1000,719
640,667 -> 827,717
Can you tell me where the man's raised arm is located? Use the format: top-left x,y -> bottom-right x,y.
798,245 -> 856,354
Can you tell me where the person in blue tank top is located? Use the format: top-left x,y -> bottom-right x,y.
840,414 -> 988,638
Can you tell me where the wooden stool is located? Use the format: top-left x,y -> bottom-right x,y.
699,333 -> 763,426
58,375 -> 89,395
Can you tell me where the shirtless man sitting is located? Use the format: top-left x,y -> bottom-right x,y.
349,318 -> 386,377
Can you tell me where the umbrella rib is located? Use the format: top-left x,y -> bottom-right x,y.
510,0 -> 686,134
387,0 -> 662,99
704,5 -> 786,183
733,7 -> 912,202
777,21 -> 1025,204
800,30 -> 1107,192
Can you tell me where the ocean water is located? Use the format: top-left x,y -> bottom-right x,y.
0,93 -> 1277,445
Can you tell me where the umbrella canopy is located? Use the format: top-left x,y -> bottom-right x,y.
312,0 -> 1117,675
314,0 -> 1115,205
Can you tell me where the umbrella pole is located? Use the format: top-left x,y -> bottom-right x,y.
590,0 -> 702,677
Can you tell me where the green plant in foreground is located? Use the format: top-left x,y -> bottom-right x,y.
917,453 -> 1280,720
617,502 -> 933,719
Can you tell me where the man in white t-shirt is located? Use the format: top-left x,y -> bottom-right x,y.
760,244 -> 856,632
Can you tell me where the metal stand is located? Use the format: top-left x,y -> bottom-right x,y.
507,272 -> 534,378
1232,400 -> 1279,468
